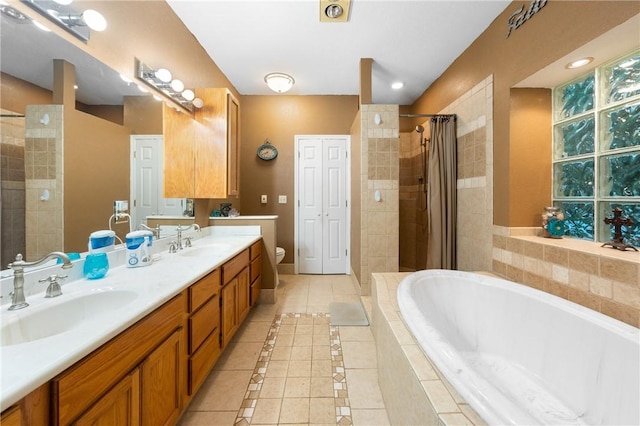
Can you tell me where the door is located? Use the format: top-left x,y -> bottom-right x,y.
296,136 -> 349,274
131,135 -> 185,227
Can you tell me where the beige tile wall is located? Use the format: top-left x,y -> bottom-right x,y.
360,104 -> 399,295
493,226 -> 640,327
25,105 -> 64,259
0,109 -> 26,266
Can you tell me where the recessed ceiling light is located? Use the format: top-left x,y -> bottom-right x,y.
325,3 -> 343,18
391,82 -> 404,90
565,57 -> 594,69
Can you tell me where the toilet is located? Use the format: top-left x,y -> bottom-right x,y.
276,247 -> 285,264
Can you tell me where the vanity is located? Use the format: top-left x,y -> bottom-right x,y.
0,226 -> 262,425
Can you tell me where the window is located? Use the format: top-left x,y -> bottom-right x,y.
552,50 -> 640,247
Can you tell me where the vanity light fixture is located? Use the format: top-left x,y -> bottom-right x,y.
565,57 -> 594,69
264,72 -> 295,93
135,58 -> 203,114
21,0 -> 107,41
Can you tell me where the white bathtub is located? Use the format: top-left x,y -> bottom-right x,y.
397,270 -> 640,425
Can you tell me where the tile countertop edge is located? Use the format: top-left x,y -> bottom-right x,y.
0,232 -> 261,411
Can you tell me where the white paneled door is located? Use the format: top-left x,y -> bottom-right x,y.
296,136 -> 349,274
130,135 -> 184,228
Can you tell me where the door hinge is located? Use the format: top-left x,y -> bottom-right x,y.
133,150 -> 136,159
133,199 -> 137,207
346,249 -> 348,256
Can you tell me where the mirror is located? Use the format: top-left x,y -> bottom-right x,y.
0,4 -> 186,271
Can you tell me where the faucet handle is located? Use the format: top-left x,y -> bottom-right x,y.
183,237 -> 192,248
168,241 -> 178,254
40,274 -> 67,298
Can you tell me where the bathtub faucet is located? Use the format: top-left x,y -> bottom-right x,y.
7,252 -> 73,310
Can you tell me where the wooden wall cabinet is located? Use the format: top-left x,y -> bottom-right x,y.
163,88 -> 240,199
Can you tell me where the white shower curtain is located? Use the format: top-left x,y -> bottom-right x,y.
426,116 -> 457,270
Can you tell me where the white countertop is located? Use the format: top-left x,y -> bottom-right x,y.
146,215 -> 195,220
209,215 -> 278,220
0,227 -> 260,410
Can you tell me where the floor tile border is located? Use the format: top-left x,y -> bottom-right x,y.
234,312 -> 353,425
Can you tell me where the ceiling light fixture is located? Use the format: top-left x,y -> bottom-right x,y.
135,58 -> 203,113
391,82 -> 404,89
565,57 -> 594,69
22,0 -> 107,41
265,72 -> 295,93
320,0 -> 351,23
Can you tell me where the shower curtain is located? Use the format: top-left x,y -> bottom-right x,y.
426,116 -> 457,270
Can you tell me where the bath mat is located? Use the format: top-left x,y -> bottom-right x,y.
329,302 -> 369,326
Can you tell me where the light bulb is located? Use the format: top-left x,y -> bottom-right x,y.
82,9 -> 106,31
155,68 -> 172,83
182,89 -> 195,101
192,98 -> 204,108
170,79 -> 184,92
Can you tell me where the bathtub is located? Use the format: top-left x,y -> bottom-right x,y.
397,270 -> 640,425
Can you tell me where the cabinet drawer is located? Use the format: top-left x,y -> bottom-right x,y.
189,269 -> 220,313
222,249 -> 249,285
250,256 -> 261,283
188,294 -> 219,354
53,294 -> 184,425
250,241 -> 261,260
188,332 -> 221,395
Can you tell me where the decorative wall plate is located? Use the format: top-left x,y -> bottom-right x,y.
257,140 -> 278,160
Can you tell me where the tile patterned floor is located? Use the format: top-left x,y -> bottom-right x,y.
178,274 -> 390,426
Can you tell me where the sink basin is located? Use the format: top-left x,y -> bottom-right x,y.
1,290 -> 138,346
179,243 -> 231,258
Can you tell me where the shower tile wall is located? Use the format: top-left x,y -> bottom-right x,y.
25,105 -> 64,259
360,104 -> 399,295
451,75 -> 494,272
0,109 -> 26,267
399,131 -> 428,271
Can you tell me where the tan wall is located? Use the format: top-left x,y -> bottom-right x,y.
350,110 -> 362,281
509,88 -> 552,224
238,95 -> 359,263
1,72 -> 52,112
410,1 -> 639,226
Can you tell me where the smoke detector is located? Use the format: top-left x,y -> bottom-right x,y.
320,0 -> 351,23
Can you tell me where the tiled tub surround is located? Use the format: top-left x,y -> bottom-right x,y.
371,273 -> 485,426
397,270 -> 639,425
493,226 -> 640,328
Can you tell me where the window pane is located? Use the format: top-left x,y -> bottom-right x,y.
600,102 -> 640,151
602,52 -> 640,104
555,74 -> 594,120
554,115 -> 594,159
600,202 -> 640,248
554,159 -> 594,197
599,152 -> 640,197
557,202 -> 594,240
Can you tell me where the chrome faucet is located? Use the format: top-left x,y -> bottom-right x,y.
7,252 -> 73,311
170,224 -> 202,252
136,223 -> 161,238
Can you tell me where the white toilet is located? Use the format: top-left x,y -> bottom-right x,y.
276,247 -> 285,264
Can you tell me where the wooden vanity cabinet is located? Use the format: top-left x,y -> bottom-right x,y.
51,294 -> 184,426
221,249 -> 251,347
163,88 -> 240,199
249,241 -> 262,306
186,269 -> 222,398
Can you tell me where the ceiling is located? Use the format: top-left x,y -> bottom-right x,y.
166,0 -> 511,105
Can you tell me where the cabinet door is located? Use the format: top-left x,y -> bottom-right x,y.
73,369 -> 140,426
0,406 -> 22,426
194,88 -> 227,198
227,92 -> 240,197
163,104 -> 195,198
237,267 -> 250,322
221,278 -> 238,347
141,329 -> 182,426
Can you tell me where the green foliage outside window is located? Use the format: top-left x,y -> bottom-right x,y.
553,51 -> 640,246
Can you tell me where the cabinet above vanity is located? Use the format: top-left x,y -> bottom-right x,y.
164,88 -> 239,199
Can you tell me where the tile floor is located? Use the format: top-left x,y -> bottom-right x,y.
178,274 -> 391,426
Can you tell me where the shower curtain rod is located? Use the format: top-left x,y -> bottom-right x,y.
399,113 -> 456,120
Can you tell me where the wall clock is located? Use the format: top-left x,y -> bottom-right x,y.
257,140 -> 278,161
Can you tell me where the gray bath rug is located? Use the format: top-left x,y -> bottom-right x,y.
329,302 -> 370,326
